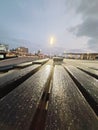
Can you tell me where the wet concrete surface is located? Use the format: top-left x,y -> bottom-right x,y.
45,65 -> 98,130
64,65 -> 98,114
0,58 -> 49,72
0,65 -> 41,98
0,63 -> 53,130
0,59 -> 98,130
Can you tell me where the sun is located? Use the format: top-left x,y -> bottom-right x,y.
50,36 -> 55,45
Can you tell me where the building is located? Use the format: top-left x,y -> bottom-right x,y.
0,44 -> 8,59
63,52 -> 98,60
16,47 -> 29,56
0,44 -> 8,52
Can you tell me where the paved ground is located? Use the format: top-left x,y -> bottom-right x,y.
0,58 -> 98,130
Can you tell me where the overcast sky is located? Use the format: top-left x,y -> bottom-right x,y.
0,0 -> 98,54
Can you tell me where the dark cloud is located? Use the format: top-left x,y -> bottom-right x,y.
75,18 -> 98,38
76,0 -> 98,18
69,0 -> 98,52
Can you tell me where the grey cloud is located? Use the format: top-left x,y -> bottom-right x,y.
75,18 -> 98,38
69,0 -> 98,52
65,0 -> 80,10
88,39 -> 98,52
76,0 -> 98,18
0,26 -> 10,39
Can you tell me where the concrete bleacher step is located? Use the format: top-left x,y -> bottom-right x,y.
45,65 -> 98,130
32,58 -> 49,65
0,65 -> 14,72
0,61 -> 98,130
64,65 -> 98,115
66,61 -> 98,79
0,58 -> 49,72
0,65 -> 41,98
0,65 -> 53,130
76,65 -> 98,79
14,62 -> 33,68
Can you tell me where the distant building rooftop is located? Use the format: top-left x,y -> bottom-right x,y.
0,44 -> 8,52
